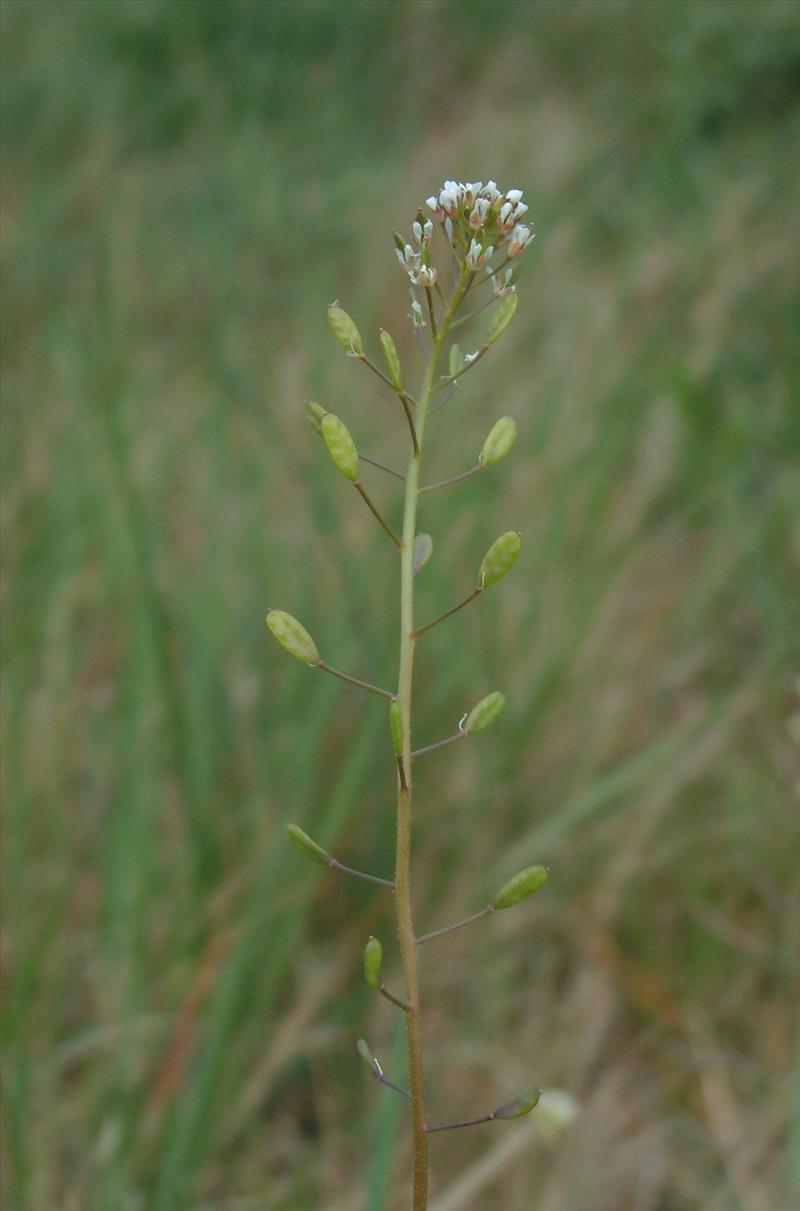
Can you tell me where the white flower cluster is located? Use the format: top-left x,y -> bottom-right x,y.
424,180 -> 535,265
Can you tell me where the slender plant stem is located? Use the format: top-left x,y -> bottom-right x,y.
360,453 -> 406,482
358,352 -> 420,452
378,1072 -> 412,1101
415,905 -> 494,945
316,660 -> 394,700
328,858 -> 395,888
448,293 -> 497,331
431,345 -> 487,395
428,382 -> 459,417
354,482 -> 404,549
380,984 -> 412,1011
411,730 -> 466,759
419,464 -> 483,495
395,265 -> 472,1211
412,586 -> 482,639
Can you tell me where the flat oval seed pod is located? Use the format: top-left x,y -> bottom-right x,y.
327,303 -> 363,355
492,864 -> 549,910
284,823 -> 331,866
363,936 -> 383,990
413,532 -> 433,576
266,609 -> 320,664
492,1084 -> 542,1119
479,530 -> 521,588
449,343 -> 465,378
464,691 -> 506,734
389,699 -> 403,755
305,401 -> 328,432
357,1038 -> 382,1079
379,329 -> 403,390
484,293 -> 518,347
321,413 -> 360,482
480,416 -> 517,466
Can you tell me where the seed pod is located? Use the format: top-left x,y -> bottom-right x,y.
327,303 -> 363,356
480,416 -> 517,466
492,1084 -> 542,1120
479,530 -> 521,588
363,936 -> 383,990
484,293 -> 518,347
379,329 -> 403,390
266,609 -> 320,665
284,823 -> 331,866
464,691 -> 506,735
389,699 -> 403,756
492,865 -> 549,910
321,413 -> 360,482
305,401 -> 328,432
413,532 -> 433,576
357,1038 -> 381,1079
449,343 -> 465,378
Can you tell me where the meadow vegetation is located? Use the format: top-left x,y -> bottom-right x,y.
2,2 -> 799,1209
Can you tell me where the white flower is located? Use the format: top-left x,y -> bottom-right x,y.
409,299 -> 426,328
422,220 -> 433,244
409,265 -> 437,287
499,201 -> 514,229
508,223 -> 534,256
464,351 -> 479,365
480,181 -> 501,203
466,239 -> 483,269
506,188 -> 523,203
492,268 -> 516,297
512,201 -> 528,220
412,221 -> 423,245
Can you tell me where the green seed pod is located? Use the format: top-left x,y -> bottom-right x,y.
464,691 -> 506,735
379,329 -> 403,390
389,698 -> 403,756
484,293 -> 518,347
480,416 -> 517,466
327,303 -> 363,356
479,530 -> 521,588
305,401 -> 328,432
284,823 -> 331,866
412,532 -> 433,576
363,936 -> 383,990
449,343 -> 465,378
392,230 -> 405,254
492,1084 -> 542,1120
357,1038 -> 381,1079
266,609 -> 320,665
492,864 -> 549,910
321,413 -> 360,482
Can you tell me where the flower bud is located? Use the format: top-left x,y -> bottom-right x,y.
412,532 -> 433,576
464,691 -> 506,735
492,864 -> 549,910
492,1084 -> 542,1120
305,401 -> 328,432
484,293 -> 518,347
357,1038 -> 382,1079
363,936 -> 383,990
379,329 -> 403,390
480,417 -> 517,466
389,698 -> 404,755
266,609 -> 320,664
321,413 -> 360,482
479,531 -> 521,588
284,823 -> 331,866
327,303 -> 363,356
449,343 -> 465,378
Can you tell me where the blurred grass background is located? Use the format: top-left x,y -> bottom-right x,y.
2,1 -> 799,1209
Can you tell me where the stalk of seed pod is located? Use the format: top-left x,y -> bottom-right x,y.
492,865 -> 549,910
305,401 -> 328,432
266,609 -> 320,665
479,530 -> 521,588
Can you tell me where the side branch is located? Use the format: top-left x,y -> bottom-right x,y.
316,659 -> 395,700
425,1112 -> 495,1134
354,482 -> 404,549
415,905 -> 494,945
419,464 -> 483,495
412,586 -> 482,638
361,453 -> 406,482
329,858 -> 395,889
358,354 -> 420,453
380,984 -> 412,1012
411,729 -> 467,759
